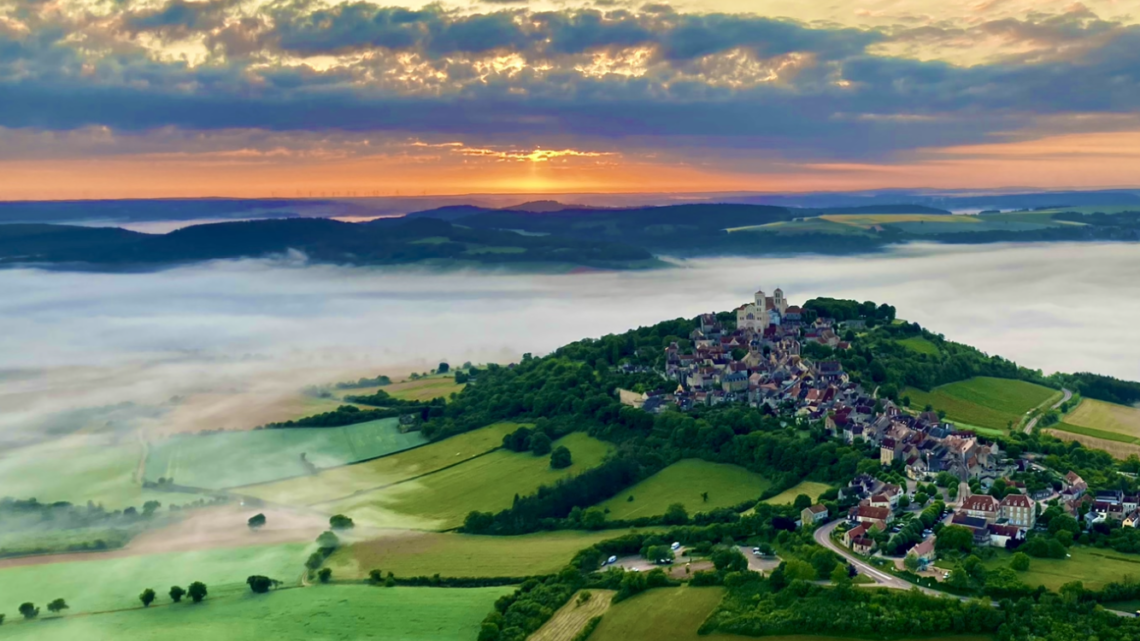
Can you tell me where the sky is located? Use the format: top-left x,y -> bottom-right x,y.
1,0 -> 1139,199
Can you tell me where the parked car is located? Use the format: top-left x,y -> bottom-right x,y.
605,555 -> 617,566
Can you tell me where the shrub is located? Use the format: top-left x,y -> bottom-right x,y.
318,568 -> 332,583
139,589 -> 156,607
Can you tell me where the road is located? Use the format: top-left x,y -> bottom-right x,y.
814,518 -> 1134,617
1023,388 -> 1073,434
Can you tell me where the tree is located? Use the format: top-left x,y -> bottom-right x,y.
1010,552 -> 1031,571
529,432 -> 552,456
318,568 -> 332,583
783,559 -> 817,582
712,548 -> 748,573
701,491 -> 709,502
549,446 -> 572,469
645,545 -> 675,564
247,575 -> 277,593
437,362 -> 450,373
18,603 -> 38,620
793,494 -> 812,511
142,500 -> 162,517
935,525 -> 974,555
169,586 -> 185,603
316,530 -> 340,549
188,581 -> 208,603
898,495 -> 911,509
139,588 -> 156,607
812,551 -> 838,579
914,491 -> 929,506
248,513 -> 267,530
46,598 -> 68,614
581,507 -> 606,530
369,569 -> 385,585
329,514 -> 355,530
903,554 -> 921,572
662,503 -> 689,525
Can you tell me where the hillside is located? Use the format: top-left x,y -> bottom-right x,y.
0,217 -> 656,270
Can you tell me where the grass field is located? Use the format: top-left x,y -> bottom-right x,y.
597,460 -> 771,520
0,585 -> 510,641
1046,428 -> 1140,460
0,543 -> 307,616
145,418 -> 427,490
531,589 -> 616,641
320,432 -> 615,530
382,377 -> 466,402
761,481 -> 832,506
0,434 -> 186,510
1065,399 -> 1140,440
328,530 -> 647,579
903,377 -> 1059,431
981,547 -> 1140,591
239,422 -> 523,506
897,337 -> 940,356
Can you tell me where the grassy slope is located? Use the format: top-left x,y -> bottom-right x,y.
145,418 -> 427,490
904,377 -> 1059,431
0,543 -> 307,616
897,336 -> 940,356
0,435 -> 186,510
982,547 -> 1140,591
239,422 -> 523,506
322,432 -> 615,530
598,460 -> 772,520
1046,428 -> 1140,460
328,530 -> 648,579
383,377 -> 467,403
761,481 -> 833,506
0,585 -> 510,641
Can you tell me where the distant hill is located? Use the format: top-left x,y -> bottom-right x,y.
501,200 -> 604,213
806,205 -> 951,215
0,217 -> 656,270
402,205 -> 495,222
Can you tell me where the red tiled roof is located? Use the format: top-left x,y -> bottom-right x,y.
961,494 -> 1000,512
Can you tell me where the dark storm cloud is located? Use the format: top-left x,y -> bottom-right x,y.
0,3 -> 1137,159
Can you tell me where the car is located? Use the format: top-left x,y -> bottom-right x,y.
605,555 -> 617,566
752,547 -> 761,554
671,542 -> 681,551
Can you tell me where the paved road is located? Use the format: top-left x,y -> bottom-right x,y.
1024,388 -> 1073,434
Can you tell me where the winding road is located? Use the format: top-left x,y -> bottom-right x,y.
1023,388 -> 1073,434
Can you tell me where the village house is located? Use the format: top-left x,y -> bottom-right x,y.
849,505 -> 893,525
959,494 -> 1000,523
907,537 -> 937,565
999,493 -> 1036,528
801,504 -> 829,526
851,537 -> 875,555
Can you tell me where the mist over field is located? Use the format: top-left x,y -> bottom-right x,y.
1,241 -> 1138,442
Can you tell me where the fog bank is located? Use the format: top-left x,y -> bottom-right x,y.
2,242 -> 1138,438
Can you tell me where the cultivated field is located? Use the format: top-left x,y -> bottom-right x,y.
349,376 -> 465,403
984,547 -> 1140,591
589,586 -> 728,641
327,530 -> 646,579
239,422 -> 524,506
0,585 -> 510,641
1046,428 -> 1140,459
161,392 -> 350,435
598,460 -> 772,520
319,432 -> 615,530
0,434 -> 187,510
761,481 -> 833,506
530,589 -> 616,641
0,542 -> 307,616
145,418 -> 427,490
904,377 -> 1059,431
1064,399 -> 1140,440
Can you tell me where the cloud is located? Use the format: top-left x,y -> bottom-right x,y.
0,2 -> 1136,164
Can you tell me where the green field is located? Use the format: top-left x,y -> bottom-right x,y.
897,337 -> 940,356
1064,399 -> 1140,440
904,377 -> 1059,431
981,547 -> 1140,591
0,585 -> 510,641
1050,421 -> 1140,445
321,432 -> 615,530
0,543 -> 307,616
145,418 -> 427,490
598,460 -> 771,520
382,376 -> 467,402
0,435 -> 187,510
761,481 -> 833,506
239,422 -> 523,506
328,529 -> 648,579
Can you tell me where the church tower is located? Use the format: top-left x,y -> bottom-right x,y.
774,288 -> 787,314
754,288 -> 766,307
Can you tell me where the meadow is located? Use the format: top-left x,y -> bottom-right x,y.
903,377 -> 1059,431
1063,399 -> 1140,440
319,432 -> 614,530
0,542 -> 307,616
380,376 -> 467,403
0,434 -> 188,510
597,460 -> 772,520
761,481 -> 833,506
981,547 -> 1140,591
0,585 -> 510,641
897,336 -> 940,356
1046,428 -> 1140,460
145,418 -> 427,490
327,530 -> 647,579
238,422 -> 523,506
